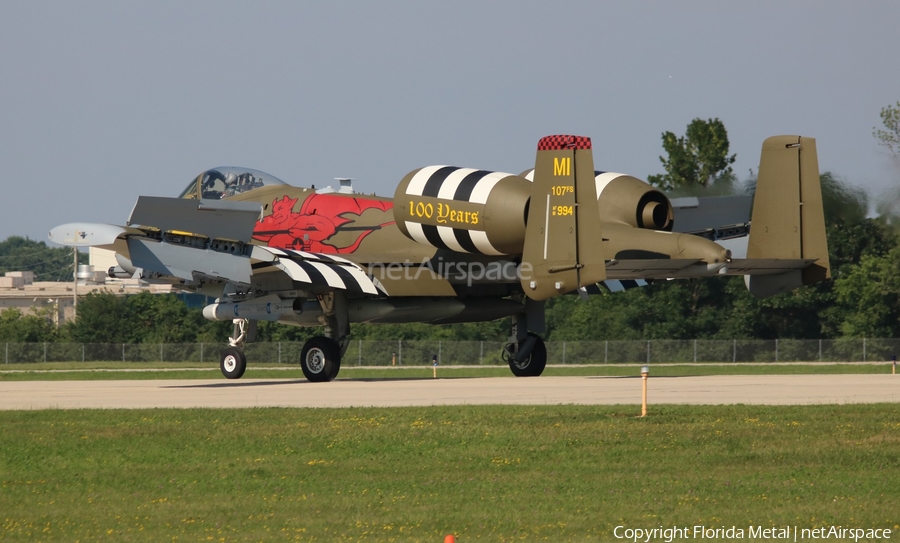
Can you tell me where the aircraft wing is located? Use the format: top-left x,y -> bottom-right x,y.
48,223 -> 144,248
601,257 -> 818,281
128,196 -> 261,242
50,195 -> 385,297
252,247 -> 382,296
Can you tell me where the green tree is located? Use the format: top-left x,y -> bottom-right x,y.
351,320 -> 507,341
545,277 -> 733,341
255,321 -> 317,342
872,102 -> 900,226
0,236 -> 74,281
64,292 -> 208,344
61,292 -> 132,343
819,172 -> 868,223
833,245 -> 900,338
0,308 -> 58,342
873,101 -> 900,156
647,118 -> 737,192
125,292 -> 201,343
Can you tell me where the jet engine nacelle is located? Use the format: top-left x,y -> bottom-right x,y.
522,170 -> 673,231
394,166 -> 532,255
594,173 -> 673,231
395,166 -> 675,256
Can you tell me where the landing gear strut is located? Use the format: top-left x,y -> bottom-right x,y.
298,292 -> 349,382
503,299 -> 547,377
219,318 -> 254,379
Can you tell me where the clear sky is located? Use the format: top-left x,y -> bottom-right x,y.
2,1 -> 899,242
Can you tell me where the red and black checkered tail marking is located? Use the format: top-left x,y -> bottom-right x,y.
536,135 -> 593,151
521,135 -> 606,301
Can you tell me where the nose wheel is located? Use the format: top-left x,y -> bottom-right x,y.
220,347 -> 247,379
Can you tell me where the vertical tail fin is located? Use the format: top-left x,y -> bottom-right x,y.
521,135 -> 606,300
746,135 -> 830,297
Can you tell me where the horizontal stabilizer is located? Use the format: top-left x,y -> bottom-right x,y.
128,197 -> 262,242
726,258 -> 816,274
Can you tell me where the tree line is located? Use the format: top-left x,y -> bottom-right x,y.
2,109 -> 899,344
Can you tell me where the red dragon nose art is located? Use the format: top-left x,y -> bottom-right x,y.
252,193 -> 393,254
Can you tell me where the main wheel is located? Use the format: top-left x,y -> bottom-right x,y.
328,354 -> 342,381
301,336 -> 341,382
507,333 -> 547,377
220,347 -> 247,379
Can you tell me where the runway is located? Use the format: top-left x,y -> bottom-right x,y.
0,374 -> 897,409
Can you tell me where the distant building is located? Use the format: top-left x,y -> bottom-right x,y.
0,247 -> 178,325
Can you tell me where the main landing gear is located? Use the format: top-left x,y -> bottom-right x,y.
501,299 -> 548,377
502,332 -> 547,377
300,336 -> 341,382
218,292 -> 350,383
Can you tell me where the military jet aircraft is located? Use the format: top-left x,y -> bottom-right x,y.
49,135 -> 829,381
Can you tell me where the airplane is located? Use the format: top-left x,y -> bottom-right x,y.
49,135 -> 830,381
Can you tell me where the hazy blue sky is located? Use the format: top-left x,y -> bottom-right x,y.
2,1 -> 898,242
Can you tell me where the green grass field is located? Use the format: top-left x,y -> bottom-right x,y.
0,361 -> 895,381
1,405 -> 898,542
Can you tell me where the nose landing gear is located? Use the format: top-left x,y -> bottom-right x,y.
220,346 -> 247,379
219,318 -> 253,379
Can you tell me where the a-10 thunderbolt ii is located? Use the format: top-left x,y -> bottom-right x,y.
50,135 -> 829,381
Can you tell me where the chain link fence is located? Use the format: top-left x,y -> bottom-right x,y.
2,338 -> 899,365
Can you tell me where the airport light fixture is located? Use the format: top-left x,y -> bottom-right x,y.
641,366 -> 649,417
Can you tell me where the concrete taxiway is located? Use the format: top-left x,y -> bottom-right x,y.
0,374 -> 897,410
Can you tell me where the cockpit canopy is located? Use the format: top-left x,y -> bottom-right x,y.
178,167 -> 287,200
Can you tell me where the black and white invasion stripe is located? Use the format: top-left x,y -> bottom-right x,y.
404,166 -> 512,256
602,279 -> 648,293
260,247 -> 381,296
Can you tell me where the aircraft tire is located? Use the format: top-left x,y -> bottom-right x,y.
301,337 -> 340,382
328,355 -> 342,381
220,347 -> 247,379
508,334 -> 546,377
